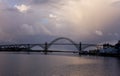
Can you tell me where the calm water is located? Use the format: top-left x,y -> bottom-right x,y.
0,52 -> 120,76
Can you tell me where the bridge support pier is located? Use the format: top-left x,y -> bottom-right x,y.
44,42 -> 48,55
79,42 -> 82,55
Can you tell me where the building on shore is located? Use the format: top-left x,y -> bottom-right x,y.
99,40 -> 120,54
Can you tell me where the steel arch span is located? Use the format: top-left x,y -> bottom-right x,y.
48,37 -> 79,51
29,44 -> 45,50
81,44 -> 101,51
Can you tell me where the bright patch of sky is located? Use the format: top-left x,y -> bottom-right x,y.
95,30 -> 103,36
14,4 -> 30,13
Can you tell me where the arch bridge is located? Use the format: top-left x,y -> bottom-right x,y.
0,37 -> 102,55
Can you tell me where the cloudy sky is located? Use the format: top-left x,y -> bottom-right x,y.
0,0 -> 120,44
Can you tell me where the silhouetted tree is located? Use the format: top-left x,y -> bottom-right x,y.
115,40 -> 120,54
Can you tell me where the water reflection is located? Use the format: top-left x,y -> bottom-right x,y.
0,52 -> 120,76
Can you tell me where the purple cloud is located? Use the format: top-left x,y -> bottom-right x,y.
0,0 -> 120,44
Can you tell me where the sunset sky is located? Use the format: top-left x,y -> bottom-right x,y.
0,0 -> 120,44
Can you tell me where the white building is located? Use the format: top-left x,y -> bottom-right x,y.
99,47 -> 118,54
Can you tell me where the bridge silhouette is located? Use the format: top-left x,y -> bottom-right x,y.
0,37 -> 102,55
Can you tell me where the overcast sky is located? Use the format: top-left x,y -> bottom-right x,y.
0,0 -> 120,44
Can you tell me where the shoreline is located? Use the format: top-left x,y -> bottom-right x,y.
0,50 -> 120,57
